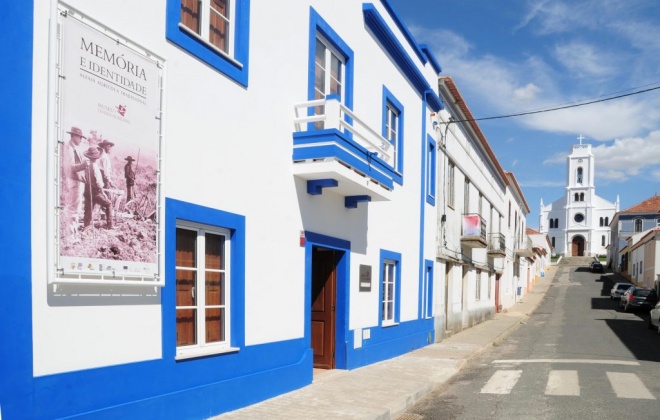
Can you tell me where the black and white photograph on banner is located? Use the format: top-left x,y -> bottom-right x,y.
57,13 -> 162,279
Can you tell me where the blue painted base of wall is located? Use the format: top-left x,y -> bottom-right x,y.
12,346 -> 313,420
345,318 -> 434,370
64,348 -> 314,420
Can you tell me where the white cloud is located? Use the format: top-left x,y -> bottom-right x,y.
592,131 -> 660,181
513,83 -> 542,102
553,41 -> 617,79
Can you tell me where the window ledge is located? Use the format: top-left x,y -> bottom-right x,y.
382,321 -> 399,328
177,23 -> 244,69
175,346 -> 239,361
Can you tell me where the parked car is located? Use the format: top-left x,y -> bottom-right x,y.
591,262 -> 604,273
619,287 -> 659,312
610,282 -> 634,299
648,300 -> 660,333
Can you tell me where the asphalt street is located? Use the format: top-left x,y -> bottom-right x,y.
399,265 -> 660,420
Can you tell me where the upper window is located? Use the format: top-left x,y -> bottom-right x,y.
574,213 -> 585,223
656,218 -> 660,227
634,218 -> 643,232
447,160 -> 455,208
167,0 -> 250,86
602,235 -> 606,246
307,8 -> 353,127
580,193 -> 585,201
382,86 -> 404,179
552,236 -> 555,248
380,250 -> 401,326
314,36 -> 344,113
464,179 -> 470,215
577,167 -> 583,184
176,223 -> 231,355
426,136 -> 436,205
574,193 -> 579,202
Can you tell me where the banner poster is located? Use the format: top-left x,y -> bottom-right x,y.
58,14 -> 161,279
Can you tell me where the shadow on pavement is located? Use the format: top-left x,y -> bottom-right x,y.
597,317 -> 660,363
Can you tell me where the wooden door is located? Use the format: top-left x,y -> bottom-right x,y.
572,237 -> 584,256
311,247 -> 337,369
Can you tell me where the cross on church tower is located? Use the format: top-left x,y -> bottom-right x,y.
577,134 -> 585,145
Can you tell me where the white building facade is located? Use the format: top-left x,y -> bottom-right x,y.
1,1 -> 449,418
539,142 -> 618,257
432,77 -> 531,337
0,2 -> 535,418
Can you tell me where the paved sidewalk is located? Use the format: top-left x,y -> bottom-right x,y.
215,266 -> 558,420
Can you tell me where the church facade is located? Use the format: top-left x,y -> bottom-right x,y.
539,141 -> 619,257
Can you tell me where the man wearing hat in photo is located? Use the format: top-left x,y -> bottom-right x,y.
82,146 -> 114,230
124,155 -> 136,203
97,139 -> 116,189
61,126 -> 88,232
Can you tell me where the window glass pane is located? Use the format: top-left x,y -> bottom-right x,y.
209,0 -> 229,53
206,272 -> 224,306
176,269 -> 196,306
176,308 -> 197,346
205,308 -> 225,343
205,232 -> 225,269
329,53 -> 342,99
176,228 -> 197,268
181,0 -> 201,34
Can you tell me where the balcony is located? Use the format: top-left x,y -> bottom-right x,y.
461,214 -> 487,248
293,97 -> 395,206
487,233 -> 506,257
515,237 -> 534,258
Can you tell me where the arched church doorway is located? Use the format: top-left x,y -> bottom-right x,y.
571,236 -> 585,256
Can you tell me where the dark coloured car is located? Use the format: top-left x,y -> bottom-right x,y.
610,282 -> 634,299
591,262 -> 604,273
619,287 -> 658,312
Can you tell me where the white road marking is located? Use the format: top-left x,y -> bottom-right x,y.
606,372 -> 656,399
492,359 -> 639,366
545,370 -> 580,396
480,370 -> 522,394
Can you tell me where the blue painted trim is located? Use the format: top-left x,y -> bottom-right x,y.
417,97 -> 427,334
378,249 -> 402,325
304,231 -> 351,369
166,0 -> 251,87
378,0 -> 427,64
307,179 -> 338,195
420,44 -> 442,74
0,1 -> 34,418
305,231 -> 351,251
345,195 -> 372,209
363,4 -> 443,112
423,260 -> 434,319
345,318 -> 432,369
293,130 -> 395,189
382,85 -> 404,185
307,7 -> 354,118
426,135 -> 436,206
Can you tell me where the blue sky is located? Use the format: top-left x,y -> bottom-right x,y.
390,0 -> 660,228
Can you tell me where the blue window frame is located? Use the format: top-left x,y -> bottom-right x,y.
166,0 -> 251,87
379,249 -> 401,326
382,86 -> 404,184
426,135 -> 436,205
307,7 -> 354,112
165,198 -> 246,359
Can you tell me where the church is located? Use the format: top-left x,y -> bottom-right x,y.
539,137 -> 619,257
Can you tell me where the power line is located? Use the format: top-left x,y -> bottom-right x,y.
445,84 -> 660,124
